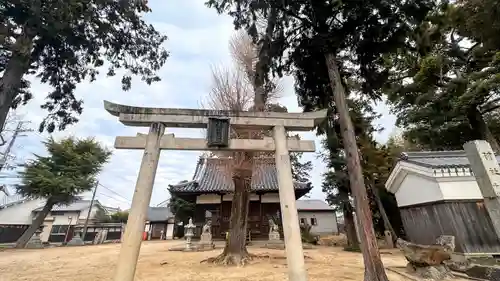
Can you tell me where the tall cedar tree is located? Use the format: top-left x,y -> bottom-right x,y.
14,137 -> 111,248
386,2 -> 500,151
320,98 -> 402,247
0,0 -> 168,133
211,1 -> 431,280
206,1 -> 433,278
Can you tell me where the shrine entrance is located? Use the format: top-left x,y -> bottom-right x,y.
103,100 -> 326,281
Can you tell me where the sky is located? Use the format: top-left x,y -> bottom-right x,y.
0,0 -> 397,210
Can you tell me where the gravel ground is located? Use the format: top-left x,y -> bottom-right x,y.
0,241 -> 415,281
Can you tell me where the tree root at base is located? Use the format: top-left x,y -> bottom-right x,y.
201,252 -> 308,266
201,251 -> 253,266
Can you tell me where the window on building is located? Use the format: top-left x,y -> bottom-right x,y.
50,225 -> 69,234
310,218 -> 317,226
300,218 -> 306,225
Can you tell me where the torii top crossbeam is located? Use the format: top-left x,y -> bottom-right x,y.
104,100 -> 327,131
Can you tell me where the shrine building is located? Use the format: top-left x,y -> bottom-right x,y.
168,156 -> 312,240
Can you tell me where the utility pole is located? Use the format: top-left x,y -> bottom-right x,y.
81,181 -> 99,240
0,121 -> 32,172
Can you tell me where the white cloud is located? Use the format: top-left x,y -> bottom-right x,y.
1,0 -> 396,210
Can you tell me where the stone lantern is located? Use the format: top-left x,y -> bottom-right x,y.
184,218 -> 196,251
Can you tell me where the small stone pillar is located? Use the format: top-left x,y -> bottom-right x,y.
26,228 -> 44,249
67,227 -> 85,246
464,140 -> 500,241
268,219 -> 281,243
384,230 -> 394,248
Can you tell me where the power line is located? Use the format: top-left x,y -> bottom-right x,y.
98,183 -> 132,203
97,192 -> 131,205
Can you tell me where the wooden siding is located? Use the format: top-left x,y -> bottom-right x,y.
0,224 -> 28,243
400,200 -> 500,254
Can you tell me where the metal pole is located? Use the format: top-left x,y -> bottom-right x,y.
64,216 -> 73,243
81,181 -> 99,241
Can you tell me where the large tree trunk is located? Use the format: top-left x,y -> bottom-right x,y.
0,31 -> 34,133
210,7 -> 278,266
343,202 -> 359,248
211,169 -> 252,265
466,106 -> 500,152
252,8 -> 277,111
15,198 -> 54,248
324,52 -> 389,281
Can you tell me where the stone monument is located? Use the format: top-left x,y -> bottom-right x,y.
464,140 -> 500,241
184,218 -> 196,251
384,230 -> 394,249
268,218 -> 281,242
26,228 -> 44,249
67,227 -> 85,246
397,235 -> 455,280
198,220 -> 215,250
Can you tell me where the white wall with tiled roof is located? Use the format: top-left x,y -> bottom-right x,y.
386,151 -> 485,207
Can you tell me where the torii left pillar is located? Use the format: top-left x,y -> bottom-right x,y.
114,122 -> 165,281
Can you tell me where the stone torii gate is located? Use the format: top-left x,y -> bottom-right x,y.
103,100 -> 326,281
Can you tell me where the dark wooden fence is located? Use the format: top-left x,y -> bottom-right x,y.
81,224 -> 123,242
400,200 -> 500,254
0,224 -> 28,243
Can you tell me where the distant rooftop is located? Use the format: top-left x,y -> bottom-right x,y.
146,207 -> 173,222
296,199 -> 334,211
32,200 -> 112,212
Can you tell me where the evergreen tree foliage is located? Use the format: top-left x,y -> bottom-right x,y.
167,185 -> 195,224
15,136 -> 111,248
0,0 -> 168,132
386,1 -> 500,150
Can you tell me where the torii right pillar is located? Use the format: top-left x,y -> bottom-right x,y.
273,125 -> 307,281
464,140 -> 500,240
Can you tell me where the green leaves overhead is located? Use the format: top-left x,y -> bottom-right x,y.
386,2 -> 500,150
16,137 -> 111,204
1,0 -> 168,132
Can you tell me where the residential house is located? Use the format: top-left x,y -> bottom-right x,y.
297,199 -> 339,236
0,196 -> 118,244
33,200 -> 111,243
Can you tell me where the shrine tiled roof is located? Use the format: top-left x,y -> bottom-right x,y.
400,151 -> 500,169
169,157 -> 311,193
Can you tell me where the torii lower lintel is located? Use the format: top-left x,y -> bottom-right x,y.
114,134 -> 316,152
